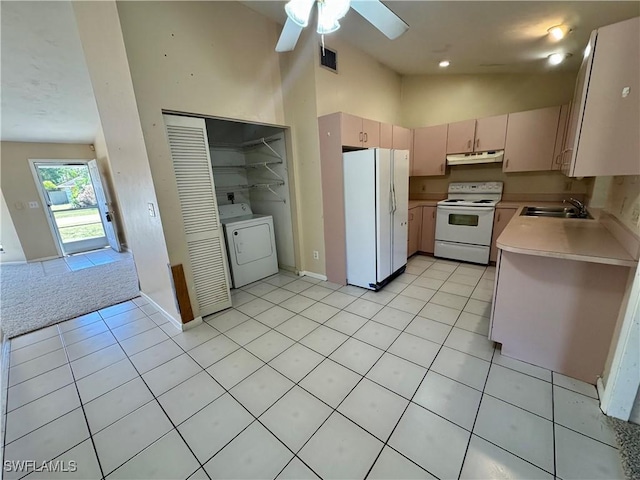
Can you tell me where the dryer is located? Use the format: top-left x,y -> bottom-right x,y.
219,203 -> 278,288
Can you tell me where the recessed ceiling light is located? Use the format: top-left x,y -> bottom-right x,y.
548,25 -> 569,40
439,60 -> 450,68
548,53 -> 569,66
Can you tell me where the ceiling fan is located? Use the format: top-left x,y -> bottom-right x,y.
276,0 -> 409,52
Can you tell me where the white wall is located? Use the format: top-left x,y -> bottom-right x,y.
73,1 -> 180,322
0,189 -> 25,263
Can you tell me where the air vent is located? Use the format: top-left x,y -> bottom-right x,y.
320,46 -> 338,72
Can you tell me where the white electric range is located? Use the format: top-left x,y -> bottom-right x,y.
434,181 -> 503,265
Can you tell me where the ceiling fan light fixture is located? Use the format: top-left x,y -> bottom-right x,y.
285,0 -> 315,27
548,52 -> 570,66
317,0 -> 350,35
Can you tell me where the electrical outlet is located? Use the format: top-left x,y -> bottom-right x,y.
313,250 -> 319,260
564,181 -> 572,192
28,201 -> 39,209
421,185 -> 426,192
148,202 -> 156,217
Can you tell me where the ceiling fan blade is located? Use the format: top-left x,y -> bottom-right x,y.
350,0 -> 409,40
276,17 -> 304,52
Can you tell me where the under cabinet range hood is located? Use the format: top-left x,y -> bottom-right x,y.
446,150 -> 504,166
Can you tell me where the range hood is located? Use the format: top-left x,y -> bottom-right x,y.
447,150 -> 504,166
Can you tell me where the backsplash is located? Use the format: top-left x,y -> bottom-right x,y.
409,164 -> 592,202
605,175 -> 640,235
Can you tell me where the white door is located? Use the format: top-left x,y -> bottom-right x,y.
88,160 -> 121,252
163,114 -> 231,317
375,149 -> 393,282
392,150 -> 409,272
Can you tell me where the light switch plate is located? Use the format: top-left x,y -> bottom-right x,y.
148,202 -> 156,217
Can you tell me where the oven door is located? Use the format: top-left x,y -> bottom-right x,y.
435,205 -> 495,246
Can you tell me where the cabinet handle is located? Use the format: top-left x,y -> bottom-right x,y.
476,138 -> 480,149
432,210 -> 435,219
409,213 -> 413,221
555,154 -> 562,165
364,132 -> 368,143
440,163 -> 444,172
505,159 -> 509,169
497,212 -> 501,222
359,132 -> 363,142
467,139 -> 472,149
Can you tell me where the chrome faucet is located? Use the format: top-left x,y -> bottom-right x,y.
564,198 -> 588,217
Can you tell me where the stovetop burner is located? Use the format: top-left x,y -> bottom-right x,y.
443,199 -> 464,203
473,199 -> 494,204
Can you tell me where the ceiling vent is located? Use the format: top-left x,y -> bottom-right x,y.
320,46 -> 338,73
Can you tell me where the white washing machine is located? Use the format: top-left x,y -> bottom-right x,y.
219,203 -> 278,288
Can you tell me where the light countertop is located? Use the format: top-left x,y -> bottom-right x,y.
497,205 -> 637,267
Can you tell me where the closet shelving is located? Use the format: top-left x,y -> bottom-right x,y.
210,136 -> 287,202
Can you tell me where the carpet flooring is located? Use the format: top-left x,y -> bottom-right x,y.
609,416 -> 640,480
0,255 -> 139,338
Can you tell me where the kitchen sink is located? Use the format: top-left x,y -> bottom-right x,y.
520,206 -> 593,219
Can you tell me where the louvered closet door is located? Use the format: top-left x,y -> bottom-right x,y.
163,114 -> 231,317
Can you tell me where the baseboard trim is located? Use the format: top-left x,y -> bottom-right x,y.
596,377 -> 606,409
139,292 -> 200,332
29,255 -> 59,262
299,271 -> 328,281
0,260 -> 27,265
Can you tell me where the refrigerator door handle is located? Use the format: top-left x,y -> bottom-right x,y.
392,183 -> 397,212
389,185 -> 394,213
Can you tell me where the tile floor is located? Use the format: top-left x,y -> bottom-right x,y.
39,248 -> 125,275
2,256 -> 624,479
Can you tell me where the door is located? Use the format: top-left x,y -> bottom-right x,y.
413,125 -> 447,176
375,149 -> 393,282
362,118 -> 380,147
87,160 -> 121,252
32,161 -> 109,256
475,114 -> 508,151
341,113 -> 364,148
420,206 -> 436,253
435,206 -> 495,246
392,150 -> 409,272
408,208 -> 421,257
164,114 -> 231,317
503,106 -> 560,172
446,119 -> 476,154
490,207 -> 518,262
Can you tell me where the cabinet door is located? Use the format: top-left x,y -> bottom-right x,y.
392,125 -> 411,150
380,122 -> 393,149
341,113 -> 364,148
503,106 -> 561,172
574,17 -> 640,177
552,104 -> 570,171
420,206 -> 436,253
408,208 -> 421,257
562,31 -> 596,176
413,125 -> 448,176
490,207 -> 518,262
475,114 -> 508,151
446,119 -> 476,154
362,118 -> 380,148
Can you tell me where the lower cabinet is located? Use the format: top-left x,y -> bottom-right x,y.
408,207 -> 422,257
420,206 -> 436,253
490,207 -> 518,262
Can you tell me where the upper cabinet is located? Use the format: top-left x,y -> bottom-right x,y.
446,115 -> 508,154
413,124 -> 448,176
380,123 -> 393,149
563,17 -> 640,177
392,126 -> 412,150
446,119 -> 476,153
341,113 -> 380,148
503,106 -> 561,172
475,114 -> 508,151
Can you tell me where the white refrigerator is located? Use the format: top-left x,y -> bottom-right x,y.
344,148 -> 409,290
